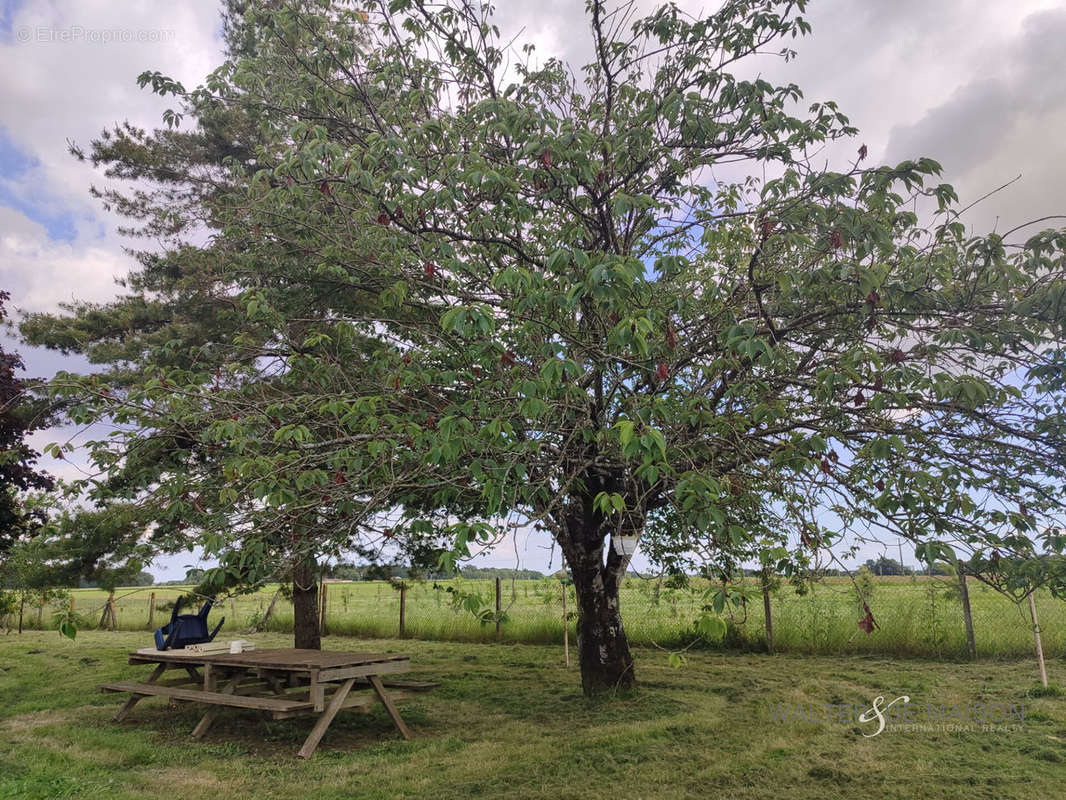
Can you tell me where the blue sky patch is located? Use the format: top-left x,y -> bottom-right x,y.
0,126 -> 79,241
0,0 -> 18,36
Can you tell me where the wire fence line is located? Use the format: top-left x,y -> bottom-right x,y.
6,575 -> 1064,660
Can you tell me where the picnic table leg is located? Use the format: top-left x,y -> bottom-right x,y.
262,671 -> 287,696
190,670 -> 244,740
113,663 -> 167,722
368,675 -> 413,741
297,678 -> 356,759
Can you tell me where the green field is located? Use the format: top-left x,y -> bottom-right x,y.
0,630 -> 1063,800
15,575 -> 1064,662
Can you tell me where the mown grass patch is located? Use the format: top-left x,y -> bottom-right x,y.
1,631 -> 1064,799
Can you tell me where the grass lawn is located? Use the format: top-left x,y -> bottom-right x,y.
1,631 -> 1064,800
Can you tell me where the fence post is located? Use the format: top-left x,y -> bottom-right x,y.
495,577 -> 502,642
99,594 -> 110,629
319,580 -> 328,636
761,580 -> 774,655
957,567 -> 976,660
69,596 -> 75,614
1028,593 -> 1049,688
108,592 -> 117,631
37,598 -> 45,629
148,592 -> 156,630
399,584 -> 407,638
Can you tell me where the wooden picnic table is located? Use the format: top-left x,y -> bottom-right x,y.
101,648 -> 434,758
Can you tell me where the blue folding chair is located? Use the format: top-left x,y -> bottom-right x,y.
153,597 -> 225,650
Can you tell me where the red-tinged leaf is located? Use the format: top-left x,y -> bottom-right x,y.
426,414 -> 436,429
828,450 -> 839,462
472,365 -> 481,378
872,375 -> 884,392
888,347 -> 906,364
393,376 -> 400,390
402,353 -> 411,365
854,390 -> 865,406
820,457 -> 832,475
377,212 -> 390,226
285,175 -> 294,187
319,180 -> 331,197
830,230 -> 843,249
334,471 -> 346,485
656,362 -> 669,381
383,528 -> 394,539
393,206 -> 404,220
875,478 -> 885,491
666,326 -> 677,349
540,149 -> 552,168
424,262 -> 436,279
858,143 -> 868,160
865,290 -> 880,306
501,350 -> 516,366
858,603 -> 877,634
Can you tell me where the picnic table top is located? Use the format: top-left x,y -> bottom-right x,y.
129,648 -> 411,672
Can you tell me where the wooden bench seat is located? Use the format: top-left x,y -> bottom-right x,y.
100,681 -> 313,713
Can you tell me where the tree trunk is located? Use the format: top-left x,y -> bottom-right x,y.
292,556 -> 321,650
560,503 -> 638,696
570,558 -> 635,695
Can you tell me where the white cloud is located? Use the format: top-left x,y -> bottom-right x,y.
0,206 -> 123,309
1,0 -> 222,225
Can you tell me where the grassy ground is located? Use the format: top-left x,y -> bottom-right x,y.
40,575 -> 1066,659
1,630 -> 1064,799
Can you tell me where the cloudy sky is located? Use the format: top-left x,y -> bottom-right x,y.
1,0 -> 1064,577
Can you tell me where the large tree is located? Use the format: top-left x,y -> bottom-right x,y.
20,2 -> 449,648
28,0 -> 1066,695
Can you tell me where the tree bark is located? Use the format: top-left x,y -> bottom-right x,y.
292,556 -> 321,650
559,501 -> 638,696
